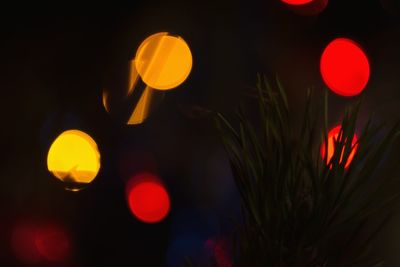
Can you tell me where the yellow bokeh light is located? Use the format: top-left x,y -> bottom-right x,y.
47,130 -> 100,191
135,32 -> 193,90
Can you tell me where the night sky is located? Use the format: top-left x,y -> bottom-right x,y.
1,1 -> 400,266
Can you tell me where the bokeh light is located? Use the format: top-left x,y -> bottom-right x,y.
320,38 -> 370,97
135,32 -> 193,90
126,86 -> 160,125
12,223 -> 70,264
35,226 -> 70,262
281,0 -> 328,15
281,0 -> 313,5
103,59 -> 165,125
321,125 -> 358,169
12,224 -> 41,264
102,90 -> 111,113
47,129 -> 100,191
127,173 -> 171,223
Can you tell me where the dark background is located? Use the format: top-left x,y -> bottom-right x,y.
0,0 -> 400,266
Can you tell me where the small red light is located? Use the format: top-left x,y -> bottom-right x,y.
127,173 -> 171,223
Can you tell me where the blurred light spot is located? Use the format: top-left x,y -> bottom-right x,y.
127,59 -> 140,96
321,125 -> 358,169
320,38 -> 370,97
102,60 -> 140,115
281,0 -> 313,5
127,86 -> 155,125
281,0 -> 328,15
47,129 -> 100,191
127,173 -> 170,223
135,32 -> 192,90
12,223 -> 70,264
103,59 -> 165,125
12,225 -> 41,264
35,226 -> 70,262
102,89 -> 110,113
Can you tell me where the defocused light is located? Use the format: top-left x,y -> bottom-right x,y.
321,125 -> 358,169
127,59 -> 140,96
12,225 -> 41,264
281,0 -> 313,5
47,130 -> 100,191
12,223 -> 70,264
103,59 -> 165,125
135,32 -> 192,90
127,87 -> 157,125
35,226 -> 70,262
320,38 -> 370,97
281,0 -> 328,15
102,90 -> 110,113
127,173 -> 170,223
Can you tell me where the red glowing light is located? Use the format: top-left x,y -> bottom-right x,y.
281,0 -> 328,15
127,173 -> 171,223
11,225 -> 41,264
12,223 -> 70,264
321,125 -> 358,169
281,0 -> 313,5
320,38 -> 370,97
35,226 -> 70,262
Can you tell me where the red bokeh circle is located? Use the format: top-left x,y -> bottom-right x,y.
281,0 -> 328,16
321,125 -> 358,169
35,226 -> 70,262
12,223 -> 70,264
320,38 -> 370,97
11,225 -> 41,264
127,173 -> 170,223
281,0 -> 313,5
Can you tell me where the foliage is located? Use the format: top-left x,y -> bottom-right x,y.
210,76 -> 400,267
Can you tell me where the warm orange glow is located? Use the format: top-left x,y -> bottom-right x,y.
127,86 -> 154,125
135,32 -> 192,90
127,59 -> 140,96
321,125 -> 358,169
47,130 -> 100,191
102,90 -> 110,113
